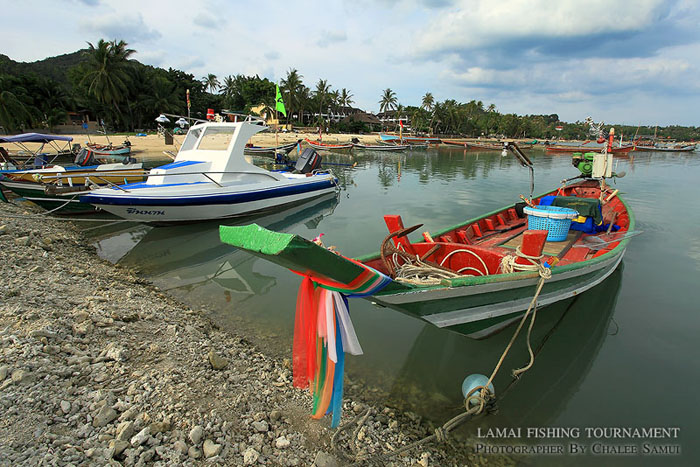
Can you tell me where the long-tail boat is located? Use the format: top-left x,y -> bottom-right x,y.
220,142 -> 634,339
379,133 -> 442,145
304,138 -> 353,152
546,143 -> 634,154
244,140 -> 301,156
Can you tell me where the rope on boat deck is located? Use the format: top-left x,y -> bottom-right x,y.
334,248 -> 554,465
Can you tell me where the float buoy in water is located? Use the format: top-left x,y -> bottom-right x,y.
462,374 -> 495,406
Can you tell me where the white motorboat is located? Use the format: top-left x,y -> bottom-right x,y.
80,115 -> 337,223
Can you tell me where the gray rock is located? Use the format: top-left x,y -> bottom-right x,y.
243,447 -> 259,465
275,436 -> 290,449
0,365 -> 9,381
108,439 -> 130,459
314,451 -> 339,467
188,446 -> 202,459
11,369 -> 33,385
251,420 -> 268,433
203,439 -> 222,458
116,420 -> 135,441
149,419 -> 171,434
105,343 -> 130,362
130,427 -> 150,447
93,406 -> 118,427
15,236 -> 30,246
139,448 -> 155,463
189,425 -> 204,445
60,400 -> 71,414
173,440 -> 188,456
208,350 -> 228,370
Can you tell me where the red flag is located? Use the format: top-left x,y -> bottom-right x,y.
186,89 -> 190,110
399,120 -> 403,128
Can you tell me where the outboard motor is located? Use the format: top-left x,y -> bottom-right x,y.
295,148 -> 323,174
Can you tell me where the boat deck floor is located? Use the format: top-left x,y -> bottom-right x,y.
500,230 -> 582,258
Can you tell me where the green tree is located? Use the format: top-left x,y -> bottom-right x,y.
280,68 -> 304,123
80,39 -> 135,127
339,88 -> 354,107
202,73 -> 220,93
379,88 -> 397,113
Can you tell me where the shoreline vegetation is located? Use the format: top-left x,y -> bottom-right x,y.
0,200 -> 510,465
1,40 -> 698,142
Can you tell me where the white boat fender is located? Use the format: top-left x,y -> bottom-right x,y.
462,374 -> 495,407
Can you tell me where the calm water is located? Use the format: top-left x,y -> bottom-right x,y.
82,147 -> 699,465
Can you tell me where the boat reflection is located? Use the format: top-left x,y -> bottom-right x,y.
382,264 -> 624,427
89,194 -> 340,303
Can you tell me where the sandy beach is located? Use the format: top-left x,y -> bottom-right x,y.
0,199 -> 505,465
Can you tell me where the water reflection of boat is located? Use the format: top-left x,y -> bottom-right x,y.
99,194 -> 339,300
385,264 -> 623,426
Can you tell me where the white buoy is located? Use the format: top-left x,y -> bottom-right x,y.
462,374 -> 495,406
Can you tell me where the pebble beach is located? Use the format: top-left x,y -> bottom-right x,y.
0,199 -> 504,466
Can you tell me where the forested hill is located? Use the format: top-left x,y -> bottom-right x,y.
0,51 -> 87,87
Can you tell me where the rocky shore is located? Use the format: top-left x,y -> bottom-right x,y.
0,199 -> 503,466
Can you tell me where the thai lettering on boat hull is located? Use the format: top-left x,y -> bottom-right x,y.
125,208 -> 165,216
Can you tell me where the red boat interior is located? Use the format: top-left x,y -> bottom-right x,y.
363,180 -> 630,278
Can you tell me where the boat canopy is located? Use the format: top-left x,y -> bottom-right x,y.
0,133 -> 73,144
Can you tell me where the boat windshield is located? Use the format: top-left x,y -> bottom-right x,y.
180,128 -> 202,152
197,127 -> 236,151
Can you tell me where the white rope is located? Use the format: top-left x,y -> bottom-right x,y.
499,246 -> 552,279
439,248 -> 489,275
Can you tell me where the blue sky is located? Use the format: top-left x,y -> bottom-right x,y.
2,0 -> 698,126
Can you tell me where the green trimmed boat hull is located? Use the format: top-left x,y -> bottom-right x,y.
219,192 -> 634,339
0,179 -> 99,214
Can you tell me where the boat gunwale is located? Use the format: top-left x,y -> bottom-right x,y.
355,185 -> 635,296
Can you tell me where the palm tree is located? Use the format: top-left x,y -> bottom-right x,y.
280,68 -> 304,123
202,74 -> 220,93
378,88 -> 397,113
81,39 -> 135,116
314,79 -> 331,119
339,88 -> 354,108
421,92 -> 434,112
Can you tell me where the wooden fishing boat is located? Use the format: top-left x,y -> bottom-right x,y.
304,138 -> 353,152
633,144 -> 696,152
0,133 -> 76,169
352,141 -> 409,152
244,140 -> 300,156
546,144 -> 634,154
377,140 -> 428,150
220,144 -> 634,339
0,162 -> 145,214
443,140 -> 523,151
380,133 -> 442,145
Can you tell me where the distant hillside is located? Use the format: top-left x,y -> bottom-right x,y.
0,50 -> 87,86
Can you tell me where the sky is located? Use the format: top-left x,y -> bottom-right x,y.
2,0 -> 699,126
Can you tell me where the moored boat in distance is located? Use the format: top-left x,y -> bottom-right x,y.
220,142 -> 634,339
304,138 -> 353,152
244,140 -> 301,156
546,143 -> 634,154
351,138 -> 409,151
79,115 -> 338,223
634,143 -> 696,152
0,133 -> 76,169
379,133 -> 442,145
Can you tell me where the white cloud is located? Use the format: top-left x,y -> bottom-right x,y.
80,12 -> 161,43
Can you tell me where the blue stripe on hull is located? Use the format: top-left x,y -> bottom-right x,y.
81,179 -> 336,207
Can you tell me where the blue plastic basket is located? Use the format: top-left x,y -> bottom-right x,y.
523,205 -> 578,241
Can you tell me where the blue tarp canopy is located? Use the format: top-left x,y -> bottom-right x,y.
0,133 -> 73,144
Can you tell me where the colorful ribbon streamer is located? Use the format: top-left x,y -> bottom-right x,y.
293,276 -> 382,427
